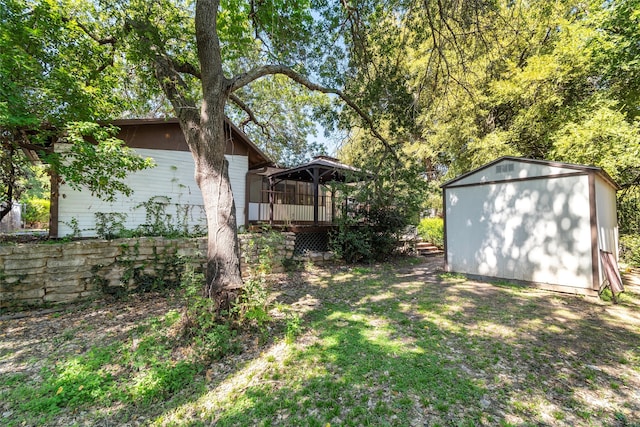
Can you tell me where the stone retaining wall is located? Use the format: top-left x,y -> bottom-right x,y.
0,232 -> 335,309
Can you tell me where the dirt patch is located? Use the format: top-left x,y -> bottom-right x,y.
0,293 -> 181,377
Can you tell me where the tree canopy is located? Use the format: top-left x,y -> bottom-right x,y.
0,0 -> 154,220
336,0 -> 640,191
3,0 -> 639,300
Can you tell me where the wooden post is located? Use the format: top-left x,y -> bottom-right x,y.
313,167 -> 319,225
269,176 -> 274,225
49,170 -> 60,238
331,187 -> 336,224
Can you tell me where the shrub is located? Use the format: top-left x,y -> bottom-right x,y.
417,217 -> 444,248
23,197 -> 50,227
620,234 -> 640,268
329,154 -> 428,263
95,212 -> 127,239
330,223 -> 372,263
180,265 -> 242,361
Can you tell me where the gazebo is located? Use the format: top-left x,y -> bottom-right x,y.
266,156 -> 361,227
246,156 -> 364,253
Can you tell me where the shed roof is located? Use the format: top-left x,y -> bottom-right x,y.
441,156 -> 620,190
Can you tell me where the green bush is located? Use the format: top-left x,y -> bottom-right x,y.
22,197 -> 50,227
330,202 -> 412,263
620,234 -> 640,268
417,217 -> 444,248
330,224 -> 372,263
329,154 -> 427,264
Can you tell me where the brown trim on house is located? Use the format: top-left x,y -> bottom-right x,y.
589,172 -> 600,290
244,172 -> 251,228
225,120 -> 271,168
443,171 -> 589,190
110,118 -> 180,126
115,121 -> 190,152
110,118 -> 270,168
49,170 -> 60,238
115,120 -> 251,156
442,188 -> 449,272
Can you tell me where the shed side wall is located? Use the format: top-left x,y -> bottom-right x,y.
445,174 -> 593,289
594,175 -> 619,284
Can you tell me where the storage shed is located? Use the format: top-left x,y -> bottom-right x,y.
441,157 -> 619,295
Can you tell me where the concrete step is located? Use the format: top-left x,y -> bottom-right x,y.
416,242 -> 443,256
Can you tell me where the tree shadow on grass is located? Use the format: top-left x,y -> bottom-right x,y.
402,259 -> 640,426
6,258 -> 638,426
211,308 -> 486,426
206,257 -> 640,426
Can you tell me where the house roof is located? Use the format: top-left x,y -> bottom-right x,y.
441,156 -> 620,190
268,156 -> 364,184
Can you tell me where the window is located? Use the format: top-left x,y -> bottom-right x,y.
248,175 -> 264,203
254,178 -> 330,206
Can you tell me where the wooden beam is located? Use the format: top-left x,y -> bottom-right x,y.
313,167 -> 319,225
49,170 -> 60,238
269,176 -> 274,225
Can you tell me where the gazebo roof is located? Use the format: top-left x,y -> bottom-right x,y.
268,156 -> 363,184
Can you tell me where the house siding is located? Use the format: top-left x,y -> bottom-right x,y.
56,148 -> 247,237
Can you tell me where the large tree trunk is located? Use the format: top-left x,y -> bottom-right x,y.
150,0 -> 245,308
193,0 -> 243,308
180,107 -> 243,308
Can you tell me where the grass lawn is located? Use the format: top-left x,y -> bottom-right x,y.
1,257 -> 639,426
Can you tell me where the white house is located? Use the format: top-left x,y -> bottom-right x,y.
441,157 -> 619,295
50,118 -> 270,237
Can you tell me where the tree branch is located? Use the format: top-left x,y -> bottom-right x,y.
196,0 -> 226,95
153,51 -> 200,124
228,94 -> 269,135
125,16 -> 199,124
228,65 -> 398,162
62,16 -> 116,45
173,59 -> 201,79
248,0 -> 272,54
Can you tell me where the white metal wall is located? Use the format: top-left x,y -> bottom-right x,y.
594,174 -> 619,283
451,161 -> 580,187
0,203 -> 22,232
445,174 -> 594,289
56,148 -> 247,237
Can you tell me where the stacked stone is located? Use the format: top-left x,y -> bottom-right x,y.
0,233 -> 335,309
0,238 -> 205,308
238,232 -> 295,275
